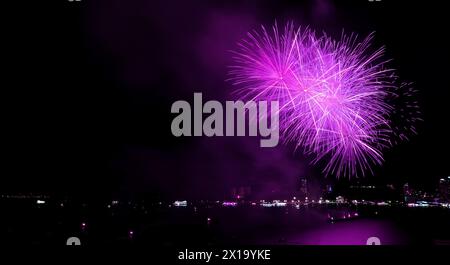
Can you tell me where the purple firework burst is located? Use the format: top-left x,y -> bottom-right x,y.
229,22 -> 417,178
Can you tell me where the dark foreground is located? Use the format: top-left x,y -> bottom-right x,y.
1,198 -> 449,246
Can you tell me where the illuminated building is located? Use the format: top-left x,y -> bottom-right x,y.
439,177 -> 450,202
336,196 -> 345,204
403,183 -> 415,203
231,186 -> 251,199
298,177 -> 308,200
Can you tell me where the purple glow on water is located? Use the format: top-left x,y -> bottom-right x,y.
288,220 -> 403,245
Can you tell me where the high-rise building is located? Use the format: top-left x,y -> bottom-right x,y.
438,177 -> 450,202
299,177 -> 308,200
403,183 -> 415,203
231,186 -> 251,199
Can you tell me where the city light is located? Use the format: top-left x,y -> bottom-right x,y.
261,202 -> 275,207
222,201 -> 237,207
173,200 -> 188,207
128,230 -> 134,239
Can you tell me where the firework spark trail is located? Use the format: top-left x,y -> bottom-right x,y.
229,22 -> 420,178
388,82 -> 423,146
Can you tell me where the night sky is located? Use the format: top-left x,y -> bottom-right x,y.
3,0 -> 449,200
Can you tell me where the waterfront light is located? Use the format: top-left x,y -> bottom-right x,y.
173,200 -> 188,207
222,201 -> 237,207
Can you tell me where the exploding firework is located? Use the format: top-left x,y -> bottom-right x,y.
229,22 -> 419,177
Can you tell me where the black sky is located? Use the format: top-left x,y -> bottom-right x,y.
3,0 -> 449,199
